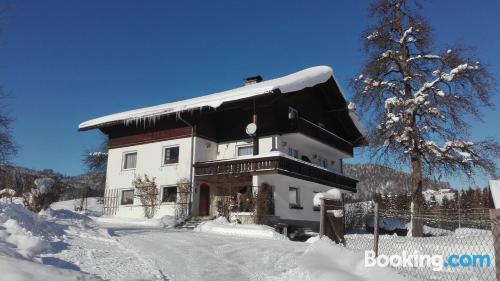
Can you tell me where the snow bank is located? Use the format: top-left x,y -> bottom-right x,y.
0,201 -> 102,280
194,217 -> 286,240
313,188 -> 342,207
0,202 -> 63,258
290,237 -> 407,281
94,215 -> 180,228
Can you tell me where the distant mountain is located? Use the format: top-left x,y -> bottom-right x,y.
344,163 -> 452,200
0,165 -> 104,200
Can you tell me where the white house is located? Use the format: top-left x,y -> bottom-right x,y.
79,65 -> 366,230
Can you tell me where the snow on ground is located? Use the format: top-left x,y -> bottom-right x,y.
194,217 -> 287,240
0,199 -> 412,281
282,237 -> 408,281
51,197 -> 103,216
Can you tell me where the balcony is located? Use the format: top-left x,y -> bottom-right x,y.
193,154 -> 358,192
286,117 -> 353,155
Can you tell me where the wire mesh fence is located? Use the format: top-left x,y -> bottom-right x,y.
343,201 -> 497,281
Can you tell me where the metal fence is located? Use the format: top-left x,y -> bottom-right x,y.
343,201 -> 497,281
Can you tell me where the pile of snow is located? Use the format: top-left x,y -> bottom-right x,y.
288,237 -> 408,281
313,188 -> 343,207
194,217 -> 286,240
94,215 -> 180,228
0,201 -> 101,280
0,202 -> 62,258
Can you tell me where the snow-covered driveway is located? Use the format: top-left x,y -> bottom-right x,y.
108,227 -> 307,281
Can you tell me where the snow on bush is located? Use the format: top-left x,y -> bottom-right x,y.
194,217 -> 287,240
313,188 -> 342,207
34,178 -> 55,194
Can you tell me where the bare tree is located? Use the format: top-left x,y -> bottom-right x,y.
352,0 -> 499,236
83,137 -> 108,195
0,94 -> 17,164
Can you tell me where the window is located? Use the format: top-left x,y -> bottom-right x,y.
237,145 -> 253,156
288,107 -> 298,119
163,146 -> 179,164
123,152 -> 137,170
317,157 -> 328,169
289,187 -> 302,209
121,189 -> 134,205
162,186 -> 177,203
288,147 -> 299,158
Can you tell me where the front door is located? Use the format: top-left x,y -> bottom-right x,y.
199,184 -> 210,216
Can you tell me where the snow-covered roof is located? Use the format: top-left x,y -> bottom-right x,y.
79,66 -> 339,130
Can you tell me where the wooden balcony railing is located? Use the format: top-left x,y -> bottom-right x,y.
194,156 -> 357,192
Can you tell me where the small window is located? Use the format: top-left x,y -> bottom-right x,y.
317,157 -> 328,168
288,147 -> 299,158
164,146 -> 179,164
289,187 -> 301,208
123,152 -> 137,170
237,145 -> 253,156
288,107 -> 298,119
162,186 -> 177,203
121,190 -> 134,205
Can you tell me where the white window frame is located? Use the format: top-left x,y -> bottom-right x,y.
289,186 -> 301,209
236,144 -> 253,157
120,189 -> 135,205
162,145 -> 180,166
122,151 -> 138,171
161,185 -> 178,203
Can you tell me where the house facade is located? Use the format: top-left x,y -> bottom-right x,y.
79,66 -> 366,229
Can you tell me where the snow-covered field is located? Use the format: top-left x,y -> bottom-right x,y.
0,197 -> 412,281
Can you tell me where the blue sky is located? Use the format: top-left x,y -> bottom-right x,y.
0,1 -> 498,188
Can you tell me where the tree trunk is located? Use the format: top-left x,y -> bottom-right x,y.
410,153 -> 424,237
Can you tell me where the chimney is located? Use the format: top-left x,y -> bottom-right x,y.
244,75 -> 263,85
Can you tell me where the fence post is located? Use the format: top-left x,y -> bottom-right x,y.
320,198 -> 325,238
490,209 -> 500,281
373,202 -> 379,257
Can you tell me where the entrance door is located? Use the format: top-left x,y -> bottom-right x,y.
199,184 -> 210,216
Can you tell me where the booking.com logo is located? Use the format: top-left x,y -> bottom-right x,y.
365,251 -> 491,271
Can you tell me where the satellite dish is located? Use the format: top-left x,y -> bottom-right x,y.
246,123 -> 257,136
